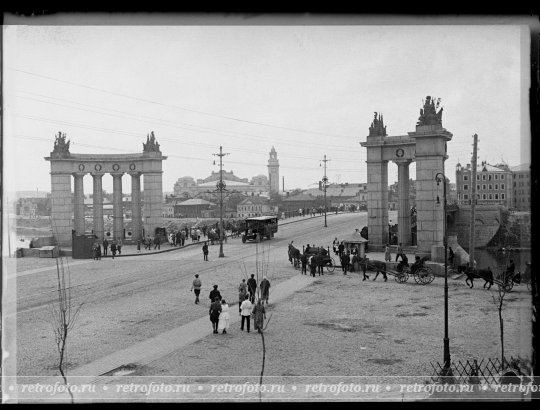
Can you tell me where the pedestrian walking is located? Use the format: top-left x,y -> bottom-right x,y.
448,247 -> 455,269
301,252 -> 308,275
191,274 -> 202,304
209,297 -> 222,334
154,235 -> 161,250
247,274 -> 257,303
145,235 -> 152,250
217,299 -> 230,334
102,238 -> 109,256
341,252 -> 350,275
384,244 -> 392,262
202,242 -> 209,261
260,276 -> 271,304
209,285 -> 222,303
110,241 -> 117,259
137,238 -> 141,253
117,238 -> 122,255
317,253 -> 325,276
93,242 -> 101,260
395,242 -> 403,262
238,279 -> 248,314
252,299 -> 266,333
240,296 -> 253,332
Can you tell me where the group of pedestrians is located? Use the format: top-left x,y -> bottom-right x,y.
92,237 -> 122,260
190,274 -> 270,335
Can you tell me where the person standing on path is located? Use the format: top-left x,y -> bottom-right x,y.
341,251 -> 350,275
240,297 -> 253,332
202,243 -> 209,261
137,238 -> 141,253
395,242 -> 403,262
191,274 -> 202,304
384,244 -> 392,262
301,252 -> 308,275
209,297 -> 222,334
217,299 -> 230,334
448,247 -> 455,269
209,285 -> 222,303
154,235 -> 161,250
110,241 -> 117,259
247,274 -> 257,303
338,242 -> 345,259
238,279 -> 248,314
260,277 -> 271,304
102,238 -> 109,256
252,299 -> 266,333
117,238 -> 122,255
333,237 -> 339,254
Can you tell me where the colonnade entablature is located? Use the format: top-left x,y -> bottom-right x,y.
45,131 -> 167,246
360,96 -> 453,261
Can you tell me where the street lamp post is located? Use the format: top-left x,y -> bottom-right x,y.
320,155 -> 330,228
213,146 -> 229,258
436,172 -> 450,370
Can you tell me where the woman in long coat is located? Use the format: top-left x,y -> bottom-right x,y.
238,279 -> 248,314
217,299 -> 231,334
252,299 -> 266,333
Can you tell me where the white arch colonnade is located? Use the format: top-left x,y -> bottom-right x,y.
45,132 -> 167,246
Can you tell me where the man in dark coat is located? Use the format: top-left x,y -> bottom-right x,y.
202,243 -> 209,261
338,242 -> 345,259
341,252 -> 350,275
300,253 -> 308,275
247,274 -> 257,303
209,285 -> 221,303
102,238 -> 109,256
209,297 -> 222,334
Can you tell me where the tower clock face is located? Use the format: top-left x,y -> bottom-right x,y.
396,148 -> 404,158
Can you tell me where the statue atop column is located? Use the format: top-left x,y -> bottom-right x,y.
369,111 -> 387,137
417,96 -> 443,126
143,131 -> 161,153
51,131 -> 71,158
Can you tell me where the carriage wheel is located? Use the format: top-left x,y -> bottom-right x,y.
414,269 -> 432,285
326,258 -> 336,272
425,267 -> 435,284
395,272 -> 409,283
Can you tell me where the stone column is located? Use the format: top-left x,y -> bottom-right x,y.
396,160 -> 411,246
92,173 -> 104,240
143,171 -> 164,237
72,172 -> 86,235
366,159 -> 389,250
50,173 -> 73,246
112,173 -> 124,240
130,172 -> 142,241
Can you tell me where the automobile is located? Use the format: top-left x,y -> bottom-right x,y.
241,215 -> 278,243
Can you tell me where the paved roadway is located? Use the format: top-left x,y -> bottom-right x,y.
13,211 -> 376,379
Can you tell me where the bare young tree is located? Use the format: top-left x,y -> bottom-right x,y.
239,241 -> 273,402
48,226 -> 83,402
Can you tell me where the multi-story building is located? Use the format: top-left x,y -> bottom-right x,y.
455,161 -> 513,207
510,163 -> 530,211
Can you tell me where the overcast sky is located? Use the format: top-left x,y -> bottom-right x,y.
3,15 -> 534,197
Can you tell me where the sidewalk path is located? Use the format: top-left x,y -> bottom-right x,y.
68,273 -> 316,380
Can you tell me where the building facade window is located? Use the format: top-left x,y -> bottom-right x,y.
482,175 -> 486,180
495,184 -> 498,190
464,194 -> 468,200
502,193 -> 505,199
501,184 -> 505,189
463,175 -> 468,181
464,184 -> 468,190
489,184 -> 492,190
482,194 -> 486,199
495,174 -> 499,180
483,184 -> 486,190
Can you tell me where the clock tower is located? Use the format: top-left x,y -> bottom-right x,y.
267,146 -> 280,194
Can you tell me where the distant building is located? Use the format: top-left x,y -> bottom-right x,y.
237,196 -> 273,218
173,147 -> 280,198
510,163 -> 530,211
455,161 -> 513,207
174,198 -> 216,218
15,197 -> 51,217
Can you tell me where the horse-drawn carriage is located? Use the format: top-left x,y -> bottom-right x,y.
305,246 -> 337,273
364,255 -> 435,285
288,244 -> 337,272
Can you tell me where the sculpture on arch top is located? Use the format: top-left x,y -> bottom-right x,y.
369,111 -> 387,137
417,95 -> 443,126
51,131 -> 71,158
143,131 -> 161,153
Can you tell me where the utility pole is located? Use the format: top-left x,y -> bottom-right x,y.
469,134 -> 478,269
320,155 -> 330,228
212,146 -> 229,258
